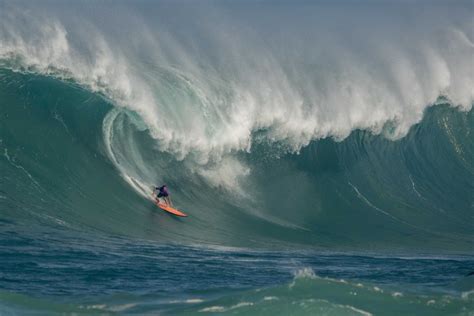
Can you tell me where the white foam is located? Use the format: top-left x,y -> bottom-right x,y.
199,306 -> 226,312
80,304 -> 106,310
196,157 -> 250,194
263,296 -> 279,301
462,290 -> 474,300
186,299 -> 204,304
343,305 -> 373,316
313,299 -> 373,316
373,286 -> 383,293
1,2 -> 473,193
293,267 -> 318,280
169,298 -> 204,304
229,302 -> 253,310
108,303 -> 136,312
198,302 -> 253,313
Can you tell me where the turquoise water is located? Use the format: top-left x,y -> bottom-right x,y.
1,1 -> 473,315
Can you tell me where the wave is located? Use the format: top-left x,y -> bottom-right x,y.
1,266 -> 472,315
0,1 -> 473,251
1,1 -> 473,160
1,65 -> 473,251
182,268 -> 473,316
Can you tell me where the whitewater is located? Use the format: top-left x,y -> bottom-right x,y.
0,0 -> 473,315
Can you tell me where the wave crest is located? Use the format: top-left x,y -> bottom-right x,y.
1,1 -> 473,166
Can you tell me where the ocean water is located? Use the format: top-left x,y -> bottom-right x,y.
1,1 -> 473,315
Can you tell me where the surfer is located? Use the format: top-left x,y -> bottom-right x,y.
154,184 -> 172,207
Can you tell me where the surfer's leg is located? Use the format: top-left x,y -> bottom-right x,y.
156,192 -> 163,204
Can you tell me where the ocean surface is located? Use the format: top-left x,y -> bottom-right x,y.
1,1 -> 473,315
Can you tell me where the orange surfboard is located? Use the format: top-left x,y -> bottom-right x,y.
156,201 -> 188,217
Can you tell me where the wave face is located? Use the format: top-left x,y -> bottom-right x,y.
1,0 -> 473,250
1,66 -> 473,251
